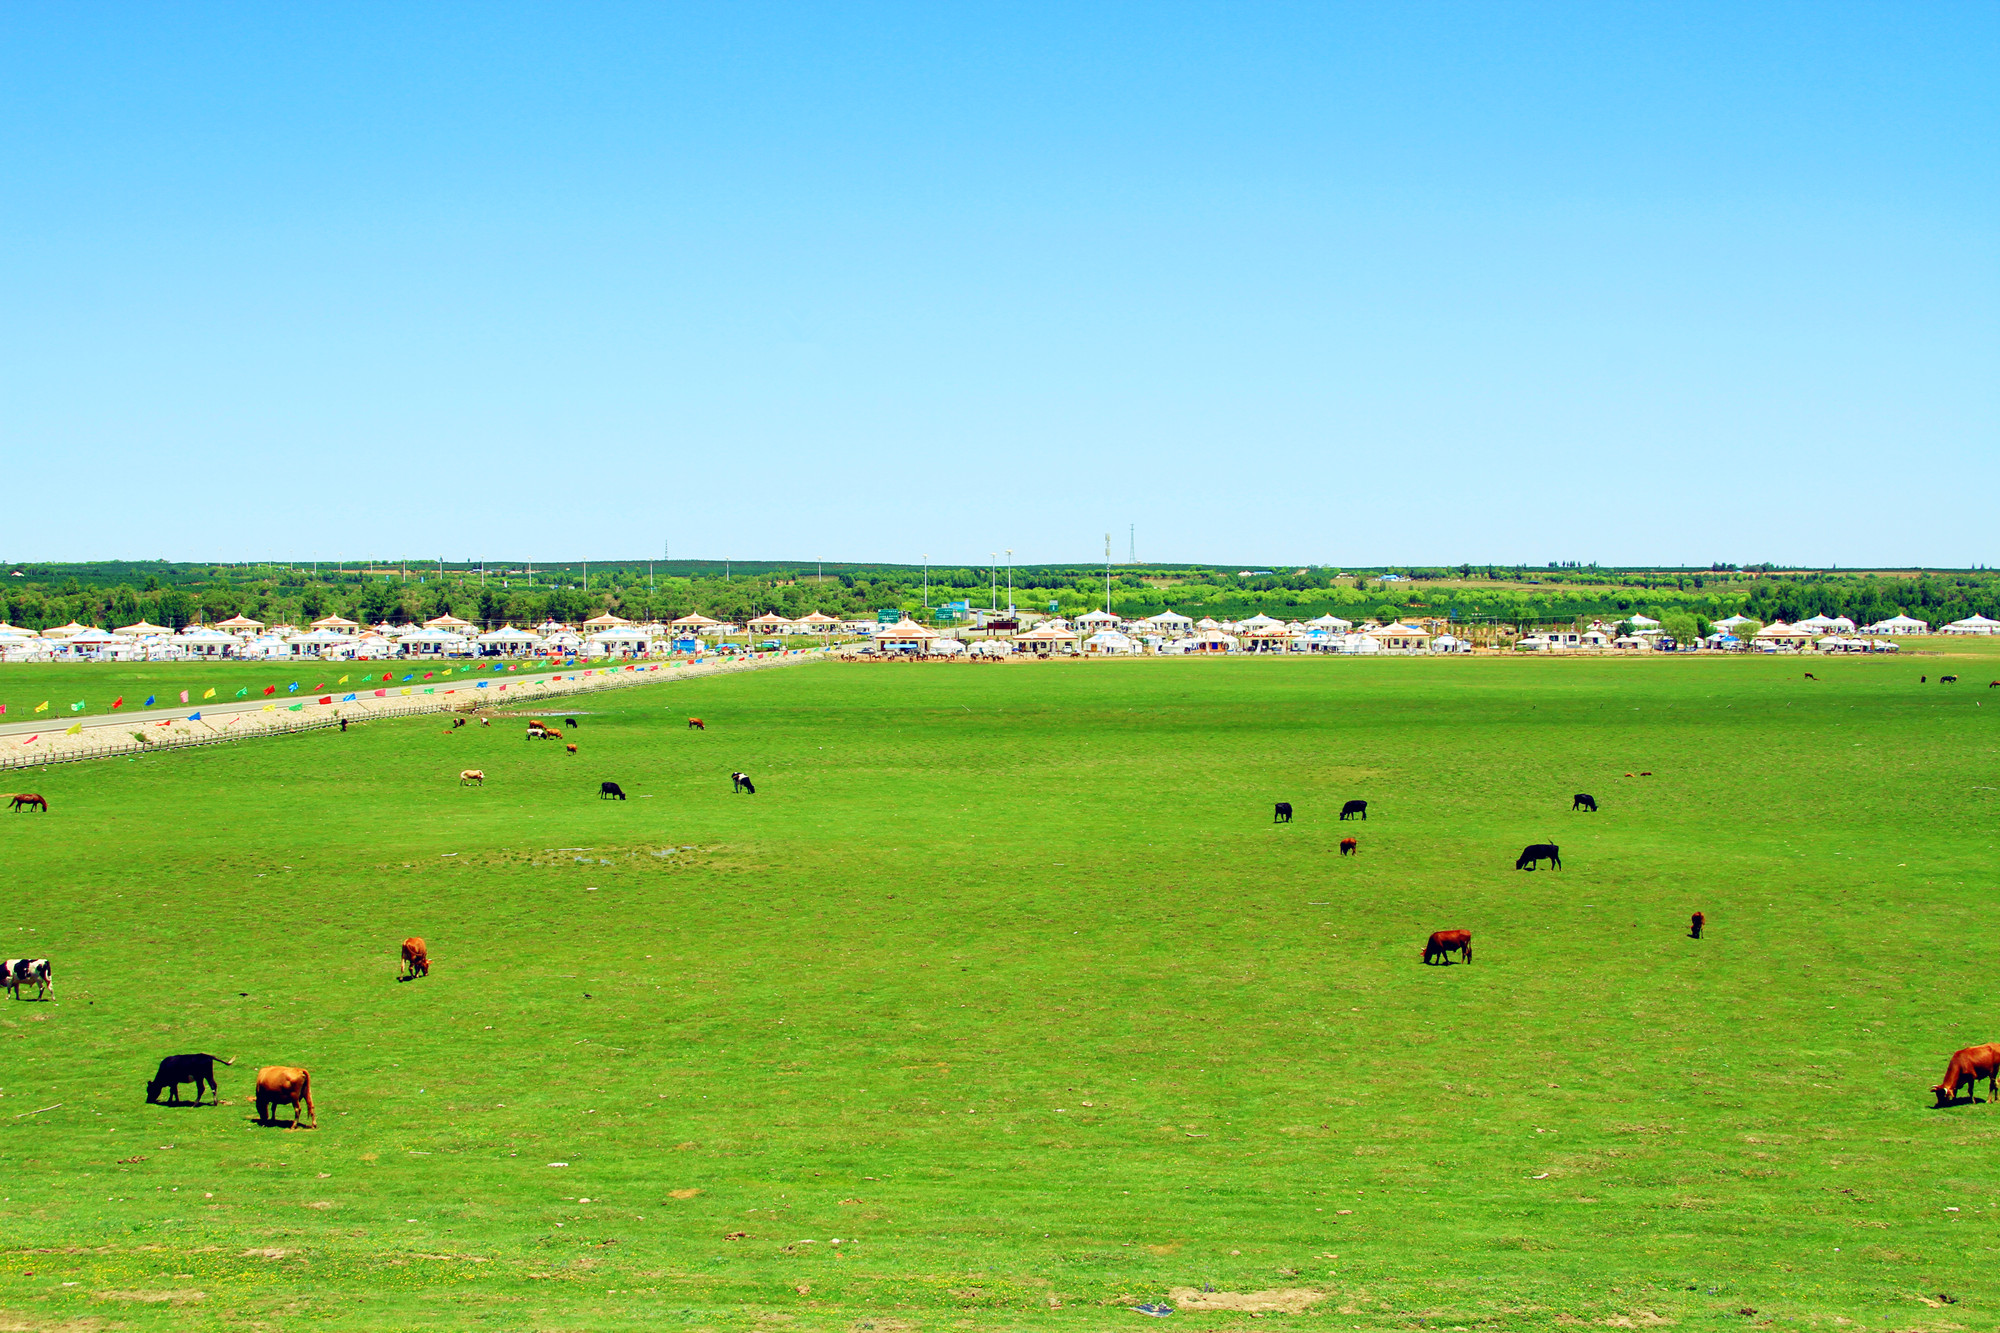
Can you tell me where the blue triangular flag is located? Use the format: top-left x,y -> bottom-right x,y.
187,711 -> 201,721
341,693 -> 357,702
144,694 -> 156,706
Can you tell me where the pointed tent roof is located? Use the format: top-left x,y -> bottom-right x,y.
794,610 -> 841,625
1013,623 -> 1080,641
311,615 -> 361,630
114,620 -> 174,636
581,613 -> 633,628
1627,613 -> 1662,627
1239,613 -> 1285,630
1944,613 -> 2000,630
1306,613 -> 1353,629
426,613 -> 477,629
1146,609 -> 1194,626
875,618 -> 938,640
1752,621 -> 1812,638
1712,614 -> 1756,628
1865,614 -> 1928,631
1366,621 -> 1432,637
670,613 -> 721,628
1076,609 -> 1122,625
216,614 -> 265,630
41,620 -> 93,638
1196,617 -> 1222,630
747,612 -> 791,628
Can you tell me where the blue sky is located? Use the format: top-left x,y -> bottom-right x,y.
2,3 -> 1993,567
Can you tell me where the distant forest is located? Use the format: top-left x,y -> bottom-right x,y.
0,558 -> 1994,634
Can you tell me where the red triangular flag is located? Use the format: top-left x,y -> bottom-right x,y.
112,697 -> 124,709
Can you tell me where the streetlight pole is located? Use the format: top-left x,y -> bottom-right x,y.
990,553 -> 997,612
922,555 -> 930,611
1005,549 -> 1013,614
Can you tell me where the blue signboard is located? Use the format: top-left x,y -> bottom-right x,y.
943,599 -> 970,612
877,608 -> 902,624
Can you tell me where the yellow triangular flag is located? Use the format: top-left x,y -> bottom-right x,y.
34,700 -> 48,713
338,675 -> 350,685
65,721 -> 82,735
262,703 -> 275,712
203,687 -> 216,699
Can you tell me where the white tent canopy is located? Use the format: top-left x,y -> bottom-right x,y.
1861,614 -> 1928,634
1942,614 -> 2000,635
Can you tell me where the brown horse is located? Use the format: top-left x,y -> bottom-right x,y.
8,794 -> 47,813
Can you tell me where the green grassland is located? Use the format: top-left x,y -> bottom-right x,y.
0,660 -> 554,725
2,652 -> 1998,1330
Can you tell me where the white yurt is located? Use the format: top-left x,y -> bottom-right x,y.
1942,614 -> 2000,635
1861,614 -> 1928,634
1085,630 -> 1137,655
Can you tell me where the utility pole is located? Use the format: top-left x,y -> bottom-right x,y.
1006,549 -> 1013,613
923,554 -> 930,610
1104,533 -> 1112,613
991,553 -> 997,612
1129,524 -> 1135,564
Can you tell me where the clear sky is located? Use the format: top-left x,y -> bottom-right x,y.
2,3 -> 1993,568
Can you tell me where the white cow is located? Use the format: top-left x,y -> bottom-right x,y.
4,958 -> 52,1000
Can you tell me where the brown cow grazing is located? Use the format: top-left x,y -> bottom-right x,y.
255,1066 -> 315,1128
1339,837 -> 1357,856
1423,930 -> 1471,965
452,717 -> 467,729
1804,672 -> 1817,680
688,717 -> 705,730
565,743 -> 577,754
1933,1044 -> 2000,1107
8,794 -> 47,812
400,937 -> 429,980
1690,911 -> 1704,939
459,769 -> 484,786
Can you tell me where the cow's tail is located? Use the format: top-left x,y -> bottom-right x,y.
211,1055 -> 236,1066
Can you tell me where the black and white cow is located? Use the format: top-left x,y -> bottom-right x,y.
4,958 -> 52,1000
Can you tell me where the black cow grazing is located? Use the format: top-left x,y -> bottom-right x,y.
732,771 -> 756,795
1941,675 -> 1959,684
1515,842 -> 1562,871
1572,793 -> 1597,812
599,781 -> 626,800
1273,802 -> 1293,823
147,1053 -> 234,1105
1921,676 -> 1927,683
1340,799 -> 1368,821
565,717 -> 579,728
1690,911 -> 1705,939
1803,672 -> 1817,680
3,958 -> 52,999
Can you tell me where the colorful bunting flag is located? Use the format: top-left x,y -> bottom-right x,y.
235,688 -> 247,698
112,697 -> 124,709
69,701 -> 85,712
338,675 -> 350,685
34,701 -> 48,713
318,695 -> 332,704
373,689 -> 386,698
382,673 -> 392,682
262,704 -> 275,712
21,734 -> 37,745
66,721 -> 82,735
263,685 -> 276,696
204,688 -> 216,699
341,693 -> 356,702
187,712 -> 201,722
286,682 -> 298,693
287,703 -> 303,712
180,691 -> 190,704
399,687 -> 412,696
144,694 -> 155,706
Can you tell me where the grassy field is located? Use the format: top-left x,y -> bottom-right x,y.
2,650 -> 1997,1330
0,660 -> 564,725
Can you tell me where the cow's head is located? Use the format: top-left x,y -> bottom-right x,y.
1934,1083 -> 1957,1108
145,1079 -> 163,1104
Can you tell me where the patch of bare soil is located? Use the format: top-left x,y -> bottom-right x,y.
1170,1287 -> 1325,1314
93,1290 -> 205,1304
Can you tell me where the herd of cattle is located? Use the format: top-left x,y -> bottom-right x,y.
11,684 -> 1998,1127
